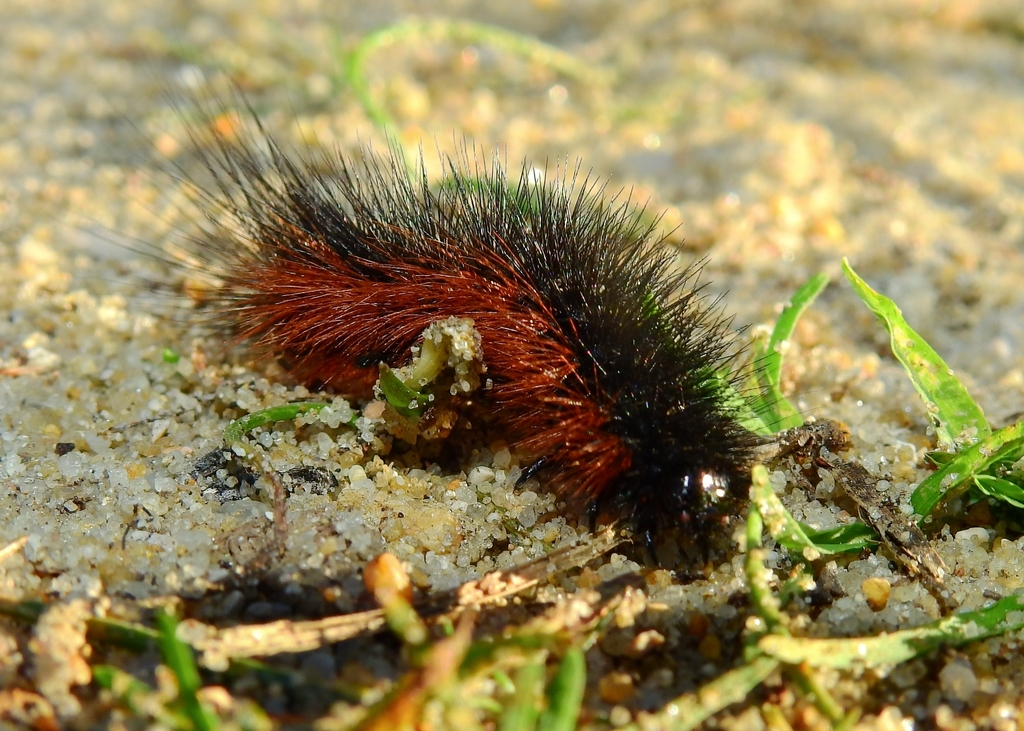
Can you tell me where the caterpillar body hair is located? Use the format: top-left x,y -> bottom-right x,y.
172,115 -> 765,551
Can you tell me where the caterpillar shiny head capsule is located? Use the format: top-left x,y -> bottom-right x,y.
171,112 -> 766,554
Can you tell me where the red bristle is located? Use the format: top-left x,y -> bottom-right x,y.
215,212 -> 632,502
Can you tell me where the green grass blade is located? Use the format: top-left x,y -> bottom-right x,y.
751,272 -> 830,432
717,372 -> 772,436
93,665 -> 154,714
751,464 -> 875,558
498,657 -> 546,731
759,594 -> 1024,668
841,258 -> 989,449
222,402 -> 331,451
343,18 -> 611,132
911,420 -> 1024,517
800,522 -> 878,554
744,484 -> 850,726
89,615 -> 160,652
156,611 -> 219,731
745,483 -> 784,630
537,647 -> 586,731
0,598 -> 45,623
628,654 -> 780,731
751,465 -> 822,561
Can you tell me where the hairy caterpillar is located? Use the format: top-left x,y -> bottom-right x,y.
173,114 -> 764,552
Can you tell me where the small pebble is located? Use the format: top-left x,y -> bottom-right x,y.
363,552 -> 414,605
862,577 -> 891,611
599,671 -> 635,704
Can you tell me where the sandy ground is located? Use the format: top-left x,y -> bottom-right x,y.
3,0 -> 1024,728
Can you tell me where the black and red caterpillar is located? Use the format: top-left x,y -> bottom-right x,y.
177,117 -> 764,548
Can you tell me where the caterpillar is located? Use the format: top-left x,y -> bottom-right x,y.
172,113 -> 766,553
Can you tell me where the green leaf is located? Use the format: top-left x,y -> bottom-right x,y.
911,420 -> 1024,517
800,522 -> 879,554
162,347 -> 181,364
842,258 -> 989,449
378,364 -> 428,417
751,272 -> 830,432
973,474 -> 1024,509
750,464 -> 874,558
222,402 -> 332,452
759,594 -> 1024,668
537,647 -> 586,731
